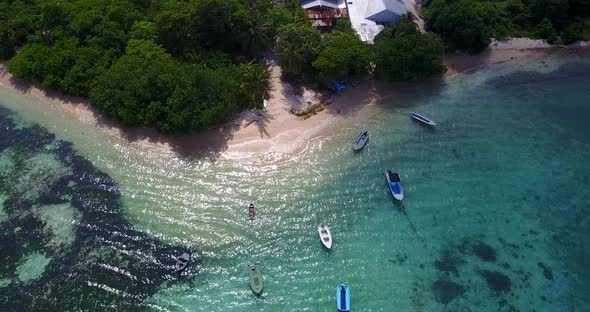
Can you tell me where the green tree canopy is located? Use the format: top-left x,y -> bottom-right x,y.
424,0 -> 590,48
89,39 -> 252,133
333,19 -> 354,34
129,21 -> 158,41
239,62 -> 271,109
373,20 -> 446,81
8,44 -> 52,83
528,0 -> 569,27
154,1 -> 196,56
3,0 -> 284,133
193,0 -> 243,52
234,0 -> 275,57
90,39 -> 178,128
0,1 -> 40,58
276,23 -> 323,80
146,64 -> 242,132
423,0 -> 491,52
312,31 -> 372,85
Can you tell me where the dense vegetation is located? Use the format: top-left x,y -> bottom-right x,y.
312,30 -> 373,85
1,0 -> 448,133
373,19 -> 446,81
276,22 -> 323,81
275,18 -> 374,85
1,0 -> 290,133
276,17 -> 444,85
423,0 -> 590,52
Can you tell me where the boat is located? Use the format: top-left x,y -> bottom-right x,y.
336,283 -> 350,312
385,170 -> 404,200
175,253 -> 190,272
318,224 -> 332,249
248,203 -> 255,220
353,131 -> 369,151
248,264 -> 264,295
410,112 -> 437,126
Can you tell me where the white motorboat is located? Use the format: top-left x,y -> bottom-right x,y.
318,224 -> 332,249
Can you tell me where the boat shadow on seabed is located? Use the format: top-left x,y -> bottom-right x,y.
392,202 -> 424,244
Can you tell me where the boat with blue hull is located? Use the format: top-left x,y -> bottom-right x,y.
336,283 -> 350,312
410,112 -> 437,126
385,170 -> 404,201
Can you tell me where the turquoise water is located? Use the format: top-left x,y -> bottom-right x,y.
0,56 -> 589,311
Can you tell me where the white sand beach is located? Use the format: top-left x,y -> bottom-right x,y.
1,43 -> 588,160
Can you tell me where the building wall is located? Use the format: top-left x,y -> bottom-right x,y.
304,8 -> 348,28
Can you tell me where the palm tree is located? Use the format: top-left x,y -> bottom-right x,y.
240,62 -> 270,109
239,0 -> 272,57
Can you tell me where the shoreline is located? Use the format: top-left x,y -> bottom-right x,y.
1,43 -> 589,161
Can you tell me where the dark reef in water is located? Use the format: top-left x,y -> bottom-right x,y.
388,254 -> 408,265
538,262 -> 553,280
471,241 -> 497,262
478,270 -> 512,294
432,279 -> 465,304
434,249 -> 464,276
0,107 -> 195,311
433,238 -> 498,277
432,238 -> 517,306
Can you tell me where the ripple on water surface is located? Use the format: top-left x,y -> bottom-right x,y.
0,108 -> 190,310
0,57 -> 589,311
147,59 -> 590,311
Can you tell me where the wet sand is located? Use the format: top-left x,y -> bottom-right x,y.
1,42 -> 588,160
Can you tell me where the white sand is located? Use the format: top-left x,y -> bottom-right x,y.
402,0 -> 425,31
220,61 -> 382,159
490,37 -> 552,49
1,45 -> 588,160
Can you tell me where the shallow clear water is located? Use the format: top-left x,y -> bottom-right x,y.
0,56 -> 589,311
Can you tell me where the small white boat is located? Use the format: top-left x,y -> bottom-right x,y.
353,131 -> 369,151
176,253 -> 190,272
385,170 -> 404,201
410,112 -> 436,126
318,225 -> 332,249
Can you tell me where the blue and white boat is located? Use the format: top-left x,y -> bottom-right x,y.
336,283 -> 350,312
410,112 -> 436,126
385,170 -> 404,201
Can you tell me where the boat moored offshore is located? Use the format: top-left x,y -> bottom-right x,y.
318,224 -> 332,249
385,170 -> 404,201
353,131 -> 369,151
410,112 -> 437,126
248,264 -> 264,295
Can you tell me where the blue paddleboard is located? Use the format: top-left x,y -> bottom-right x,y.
336,284 -> 350,312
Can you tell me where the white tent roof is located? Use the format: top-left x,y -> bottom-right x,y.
365,0 -> 407,22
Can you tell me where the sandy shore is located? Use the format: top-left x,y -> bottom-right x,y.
1,41 -> 589,160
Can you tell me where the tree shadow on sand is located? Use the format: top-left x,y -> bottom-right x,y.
1,69 -> 270,160
322,78 -> 448,117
